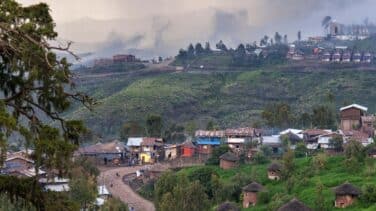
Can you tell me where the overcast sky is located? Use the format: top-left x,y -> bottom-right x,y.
18,0 -> 376,58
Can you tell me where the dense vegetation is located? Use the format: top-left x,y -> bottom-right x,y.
142,148 -> 376,211
68,64 -> 376,140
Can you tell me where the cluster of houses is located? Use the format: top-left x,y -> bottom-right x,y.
320,50 -> 372,63
72,104 -> 376,168
287,44 -> 373,63
1,103 -> 374,209
0,150 -> 111,207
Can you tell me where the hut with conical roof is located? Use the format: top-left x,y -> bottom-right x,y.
219,152 -> 239,169
267,162 -> 282,180
334,183 -> 361,208
216,202 -> 240,211
242,182 -> 264,208
277,198 -> 312,211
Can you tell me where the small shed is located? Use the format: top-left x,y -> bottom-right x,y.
277,198 -> 312,211
242,182 -> 264,208
219,152 -> 239,169
217,202 -> 240,211
334,183 -> 361,208
267,163 -> 282,180
164,144 -> 178,160
181,140 -> 196,157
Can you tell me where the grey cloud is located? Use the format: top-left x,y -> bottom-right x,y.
21,0 -> 375,59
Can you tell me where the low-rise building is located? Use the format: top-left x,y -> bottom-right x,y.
39,177 -> 70,192
219,152 -> 239,169
164,144 -> 179,160
225,127 -> 262,154
195,130 -> 224,155
216,202 -> 240,211
113,54 -> 136,63
181,140 -> 196,157
140,137 -> 164,163
127,137 -> 143,158
242,182 -> 264,208
76,140 -> 126,165
277,198 -> 312,211
334,183 -> 361,208
267,163 -> 282,180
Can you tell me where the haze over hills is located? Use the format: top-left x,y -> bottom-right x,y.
21,0 -> 376,59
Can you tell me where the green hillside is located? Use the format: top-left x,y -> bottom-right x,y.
68,64 -> 376,139
168,156 -> 376,211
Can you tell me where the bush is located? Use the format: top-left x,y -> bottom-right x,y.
258,191 -> 271,204
267,193 -> 291,211
312,153 -> 328,171
361,184 -> 376,205
295,142 -> 308,158
188,167 -> 218,198
253,152 -> 269,164
206,145 -> 230,165
344,140 -> 366,162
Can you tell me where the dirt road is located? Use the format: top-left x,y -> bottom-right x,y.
99,160 -> 203,211
99,166 -> 155,211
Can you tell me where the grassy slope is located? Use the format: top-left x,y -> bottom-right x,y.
67,64 -> 376,139
178,156 -> 376,211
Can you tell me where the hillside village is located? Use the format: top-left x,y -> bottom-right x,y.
3,1 -> 376,210
2,103 -> 376,210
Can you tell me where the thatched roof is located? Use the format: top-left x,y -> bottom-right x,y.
242,182 -> 264,192
267,163 -> 282,172
216,202 -> 240,211
219,152 -> 239,162
334,183 -> 361,196
277,198 -> 312,211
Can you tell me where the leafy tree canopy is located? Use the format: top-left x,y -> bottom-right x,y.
0,0 -> 92,208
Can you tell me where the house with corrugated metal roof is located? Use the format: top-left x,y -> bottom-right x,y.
76,140 -> 126,165
195,130 -> 224,155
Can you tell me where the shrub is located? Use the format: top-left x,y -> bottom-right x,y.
258,191 -> 271,204
188,167 -> 218,199
312,153 -> 328,171
206,145 -> 230,165
361,184 -> 376,205
295,142 -> 308,158
253,152 -> 269,164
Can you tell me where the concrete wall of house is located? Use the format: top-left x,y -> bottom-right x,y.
220,159 -> 237,169
335,195 -> 356,208
267,171 -> 280,180
243,191 -> 258,208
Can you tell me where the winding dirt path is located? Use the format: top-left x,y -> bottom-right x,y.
99,166 -> 155,211
99,160 -> 203,211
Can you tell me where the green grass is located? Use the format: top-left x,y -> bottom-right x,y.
68,61 -> 376,139
177,156 -> 376,211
